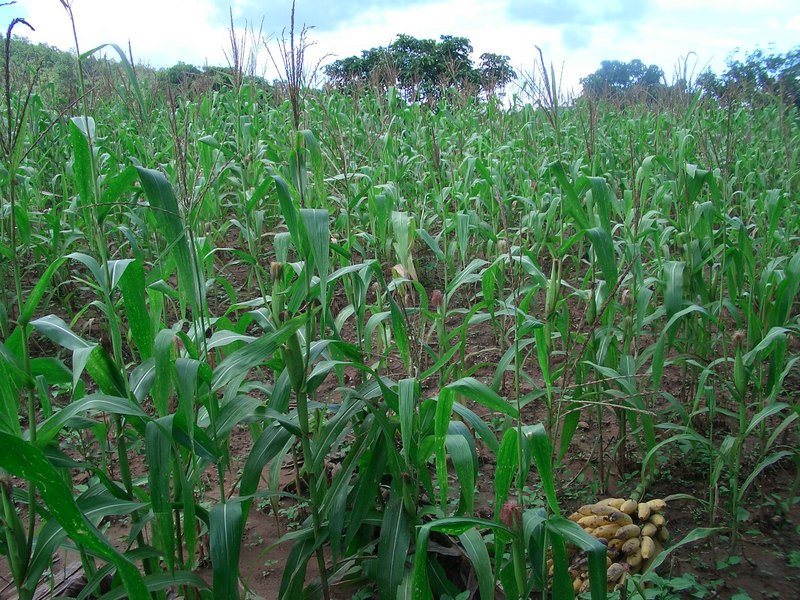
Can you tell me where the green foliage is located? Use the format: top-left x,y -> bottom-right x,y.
325,33 -> 515,100
580,59 -> 664,98
697,45 -> 800,107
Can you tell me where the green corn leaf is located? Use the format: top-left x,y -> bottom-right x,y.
301,208 -> 331,324
0,433 -> 149,599
413,517 -> 512,599
744,327 -> 789,365
452,402 -> 499,454
239,423 -> 294,520
35,394 -> 147,447
586,227 -> 618,286
399,377 -> 416,467
0,359 -> 21,435
210,501 -> 244,600
81,43 -> 148,116
446,424 -> 476,515
411,525 -> 434,600
377,490 -> 411,599
548,162 -> 589,231
278,533 -> 316,599
118,259 -> 153,360
529,423 -> 560,516
435,387 -> 455,509
344,433 -> 387,550
446,377 -> 518,418
663,261 -> 685,319
643,527 -> 722,574
744,402 -> 789,438
211,316 -> 304,391
19,257 -> 66,327
31,314 -> 92,351
547,517 -> 607,600
99,165 -> 138,222
152,328 -> 175,417
588,176 -> 613,233
69,120 -> 95,209
446,258 -> 489,302
387,297 -> 411,373
493,428 -> 518,520
136,167 -> 200,312
550,534 -> 575,600
459,527 -> 494,600
273,173 -> 304,253
146,420 -> 175,570
97,572 -> 210,600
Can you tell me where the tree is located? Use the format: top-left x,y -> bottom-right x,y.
324,34 -> 515,101
698,46 -> 800,107
478,52 -> 516,96
161,61 -> 202,87
580,59 -> 664,97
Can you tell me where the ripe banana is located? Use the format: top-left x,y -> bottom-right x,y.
657,525 -> 670,542
593,523 -> 622,540
640,535 -> 656,560
606,562 -> 626,582
626,549 -> 643,571
588,504 -> 621,516
648,513 -> 666,528
620,499 -> 638,515
614,523 -> 641,541
608,510 -> 633,526
637,502 -> 651,521
621,536 -> 641,555
641,522 -> 657,537
646,498 -> 666,513
597,497 -> 626,509
578,514 -> 611,528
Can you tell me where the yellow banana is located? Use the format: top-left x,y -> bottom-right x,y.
593,523 -> 622,540
621,537 -> 640,555
578,514 -> 611,528
608,511 -> 633,526
622,538 -> 642,556
606,562 -> 626,582
640,535 -> 656,560
646,498 -> 666,513
608,538 -> 624,552
641,522 -> 657,537
614,524 -> 641,541
648,513 -> 666,527
637,502 -> 651,521
657,525 -> 670,542
597,497 -> 626,509
588,504 -> 619,516
627,549 -> 642,571
620,499 -> 638,515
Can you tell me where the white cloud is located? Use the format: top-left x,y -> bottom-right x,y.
7,0 -> 229,67
1,0 -> 797,92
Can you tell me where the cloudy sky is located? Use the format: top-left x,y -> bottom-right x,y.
2,0 -> 799,93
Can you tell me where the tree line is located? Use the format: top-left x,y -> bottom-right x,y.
3,33 -> 798,109
324,34 -> 516,101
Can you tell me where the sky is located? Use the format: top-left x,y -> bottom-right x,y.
2,0 -> 799,94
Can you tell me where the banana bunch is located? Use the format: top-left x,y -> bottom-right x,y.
563,497 -> 669,593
